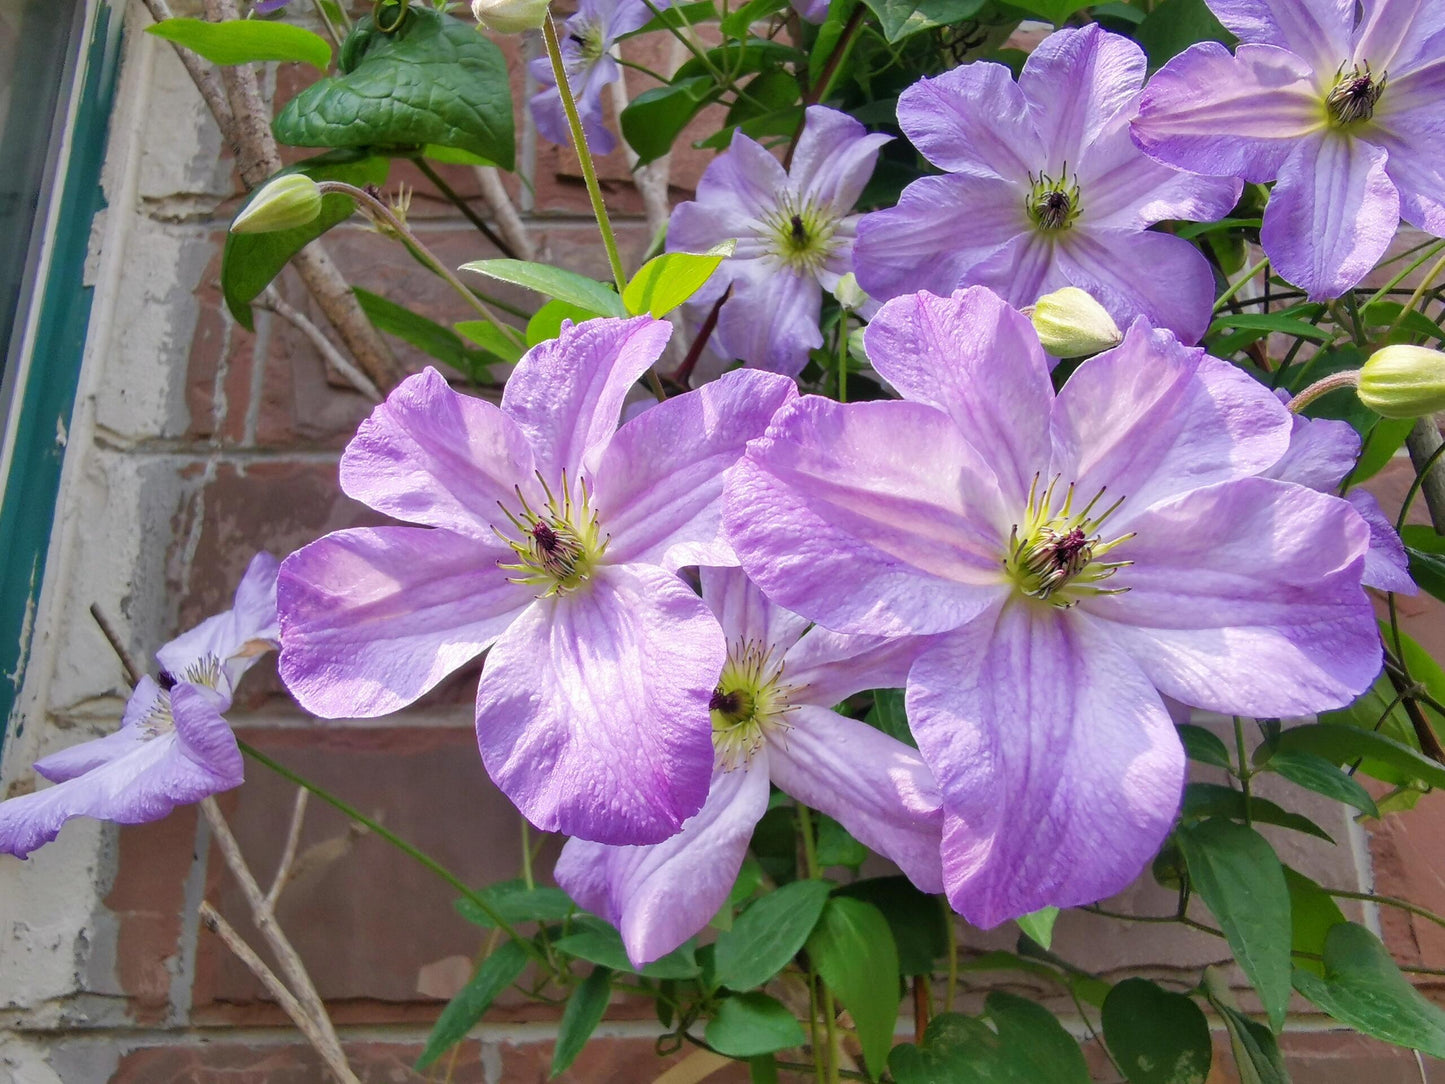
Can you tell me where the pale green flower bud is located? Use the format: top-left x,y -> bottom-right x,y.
472,0 -> 549,33
1358,345 -> 1445,419
1025,287 -> 1123,358
833,272 -> 867,313
230,174 -> 322,235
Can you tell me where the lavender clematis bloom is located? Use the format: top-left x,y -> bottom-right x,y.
0,553 -> 280,858
668,105 -> 892,376
725,286 -> 1381,926
555,567 -> 942,966
853,26 -> 1240,345
1132,0 -> 1445,299
528,0 -> 657,157
278,318 -> 796,846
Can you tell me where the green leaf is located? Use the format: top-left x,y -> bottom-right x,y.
1354,416 -> 1415,481
1360,301 -> 1445,344
353,288 -> 495,379
864,688 -> 916,747
858,0 -> 987,42
414,940 -> 527,1069
1016,906 -> 1059,950
552,966 -> 612,1076
1293,922 -> 1445,1056
712,879 -> 832,991
222,152 -> 389,329
621,77 -> 720,165
453,879 -> 575,928
627,0 -> 719,35
807,897 -> 900,1079
1261,749 -> 1380,818
551,918 -> 700,979
622,243 -> 734,318
808,0 -> 859,88
453,319 -> 525,365
1213,999 -> 1291,1084
888,1014 -> 992,1084
1003,0 -> 1093,24
273,9 -> 515,168
1178,723 -> 1232,770
460,259 -> 625,317
1176,819 -> 1292,1031
421,143 -> 500,167
675,39 -> 801,81
815,815 -> 869,870
147,17 -> 333,70
522,300 -> 598,348
1403,525 -> 1445,602
713,855 -> 767,932
1282,866 -> 1347,977
720,0 -> 788,34
698,107 -> 803,150
1209,312 -> 1334,344
704,992 -> 807,1058
1133,0 -> 1231,68
835,876 -> 946,976
1272,722 -> 1445,791
985,991 -> 1090,1084
1181,782 -> 1334,843
1101,978 -> 1211,1084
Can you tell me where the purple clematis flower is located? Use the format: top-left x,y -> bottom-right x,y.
725,286 -> 1381,926
1132,0 -> 1445,299
528,0 -> 658,157
555,567 -> 941,966
668,105 -> 891,377
0,553 -> 280,858
1265,396 -> 1415,593
853,26 -> 1241,345
253,0 -> 291,12
278,318 -> 796,846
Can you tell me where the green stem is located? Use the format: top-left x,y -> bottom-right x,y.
1233,716 -> 1252,828
823,986 -> 840,1084
796,803 -> 820,880
943,898 -> 958,1013
836,313 -> 849,404
542,16 -> 628,294
1325,887 -> 1445,931
1395,439 -> 1445,533
1213,255 -> 1270,313
1391,249 -> 1445,335
307,0 -> 346,49
521,819 -> 535,891
1286,369 -> 1360,414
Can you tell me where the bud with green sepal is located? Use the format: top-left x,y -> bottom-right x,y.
230,174 -> 323,235
1024,286 -> 1123,358
1357,345 -> 1445,419
472,0 -> 549,33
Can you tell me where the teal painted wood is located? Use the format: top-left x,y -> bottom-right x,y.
0,3 -> 124,749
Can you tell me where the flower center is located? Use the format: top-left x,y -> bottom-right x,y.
1026,168 -> 1081,232
495,472 -> 608,596
1005,474 -> 1133,607
567,22 -> 605,63
1326,63 -> 1385,125
765,197 -> 840,276
711,640 -> 795,770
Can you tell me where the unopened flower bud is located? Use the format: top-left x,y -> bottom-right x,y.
1026,287 -> 1123,358
1357,345 -> 1445,419
472,0 -> 548,33
231,174 -> 322,234
833,272 -> 867,312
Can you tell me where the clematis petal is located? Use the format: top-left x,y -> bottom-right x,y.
1351,0 -> 1445,72
714,264 -> 823,376
725,397 -> 1011,637
1051,228 -> 1220,346
156,551 -> 281,700
909,604 -> 1184,928
852,174 -> 1024,301
337,367 -> 536,540
668,131 -> 790,250
1372,63 -> 1445,237
864,287 -> 1053,509
1346,489 -> 1417,594
1054,321 -> 1292,516
700,566 -> 810,658
1264,406 -> 1359,491
769,705 -> 945,893
1208,0 -> 1353,71
597,368 -> 797,571
1081,124 -> 1243,230
475,562 -> 724,845
502,316 -> 673,480
896,61 -> 1043,180
789,105 -> 893,216
1260,129 -> 1400,300
1132,43 -> 1324,183
1083,477 -> 1381,716
278,527 -> 533,718
554,764 -> 770,967
782,627 -> 929,708
33,715 -> 153,784
1020,25 -> 1146,168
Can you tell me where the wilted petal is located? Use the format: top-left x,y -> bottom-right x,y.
1132,43 -> 1324,183
554,765 -> 769,966
1020,25 -> 1146,167
476,562 -> 724,845
1053,229 -> 1219,344
337,368 -> 536,540
502,317 -> 673,480
156,552 -> 281,700
852,174 -> 1024,301
1208,0 -> 1353,70
701,567 -> 810,657
715,263 -> 823,375
790,105 -> 893,215
1084,477 -> 1381,716
1346,489 -> 1416,594
1054,322 -> 1291,516
278,527 -> 532,718
726,397 -> 1010,637
1261,129 -> 1400,300
910,604 -> 1184,928
769,705 -> 945,893
897,61 -> 1042,179
864,287 -> 1052,508
597,368 -> 797,570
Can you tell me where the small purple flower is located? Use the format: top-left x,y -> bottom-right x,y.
555,567 -> 941,966
725,286 -> 1381,926
668,105 -> 891,376
253,0 -> 291,11
278,318 -> 796,846
528,0 -> 658,157
0,553 -> 280,858
1132,0 -> 1445,299
853,26 -> 1241,345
